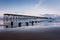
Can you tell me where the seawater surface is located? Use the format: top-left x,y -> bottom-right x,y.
0,19 -> 60,40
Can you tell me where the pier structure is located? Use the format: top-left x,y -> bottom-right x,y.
4,14 -> 51,28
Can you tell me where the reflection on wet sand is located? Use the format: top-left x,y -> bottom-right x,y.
0,22 -> 60,40
0,26 -> 60,40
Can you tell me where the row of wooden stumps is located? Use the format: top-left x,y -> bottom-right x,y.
6,21 -> 34,28
19,21 -> 34,27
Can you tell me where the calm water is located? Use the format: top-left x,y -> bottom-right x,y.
0,19 -> 60,31
0,19 -> 60,40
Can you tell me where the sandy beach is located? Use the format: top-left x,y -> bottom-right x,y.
0,27 -> 60,40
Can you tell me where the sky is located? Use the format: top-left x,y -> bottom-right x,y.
0,0 -> 60,16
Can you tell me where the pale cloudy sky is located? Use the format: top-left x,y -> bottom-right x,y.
0,0 -> 60,16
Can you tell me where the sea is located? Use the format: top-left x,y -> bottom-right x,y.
0,18 -> 60,31
0,18 -> 60,40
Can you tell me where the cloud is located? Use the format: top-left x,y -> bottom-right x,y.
21,0 -> 60,16
8,0 -> 60,16
30,0 -> 60,15
1,0 -> 60,16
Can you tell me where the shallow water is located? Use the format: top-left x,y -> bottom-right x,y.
0,20 -> 60,31
0,19 -> 60,40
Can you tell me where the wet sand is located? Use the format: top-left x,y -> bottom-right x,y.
0,27 -> 60,40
